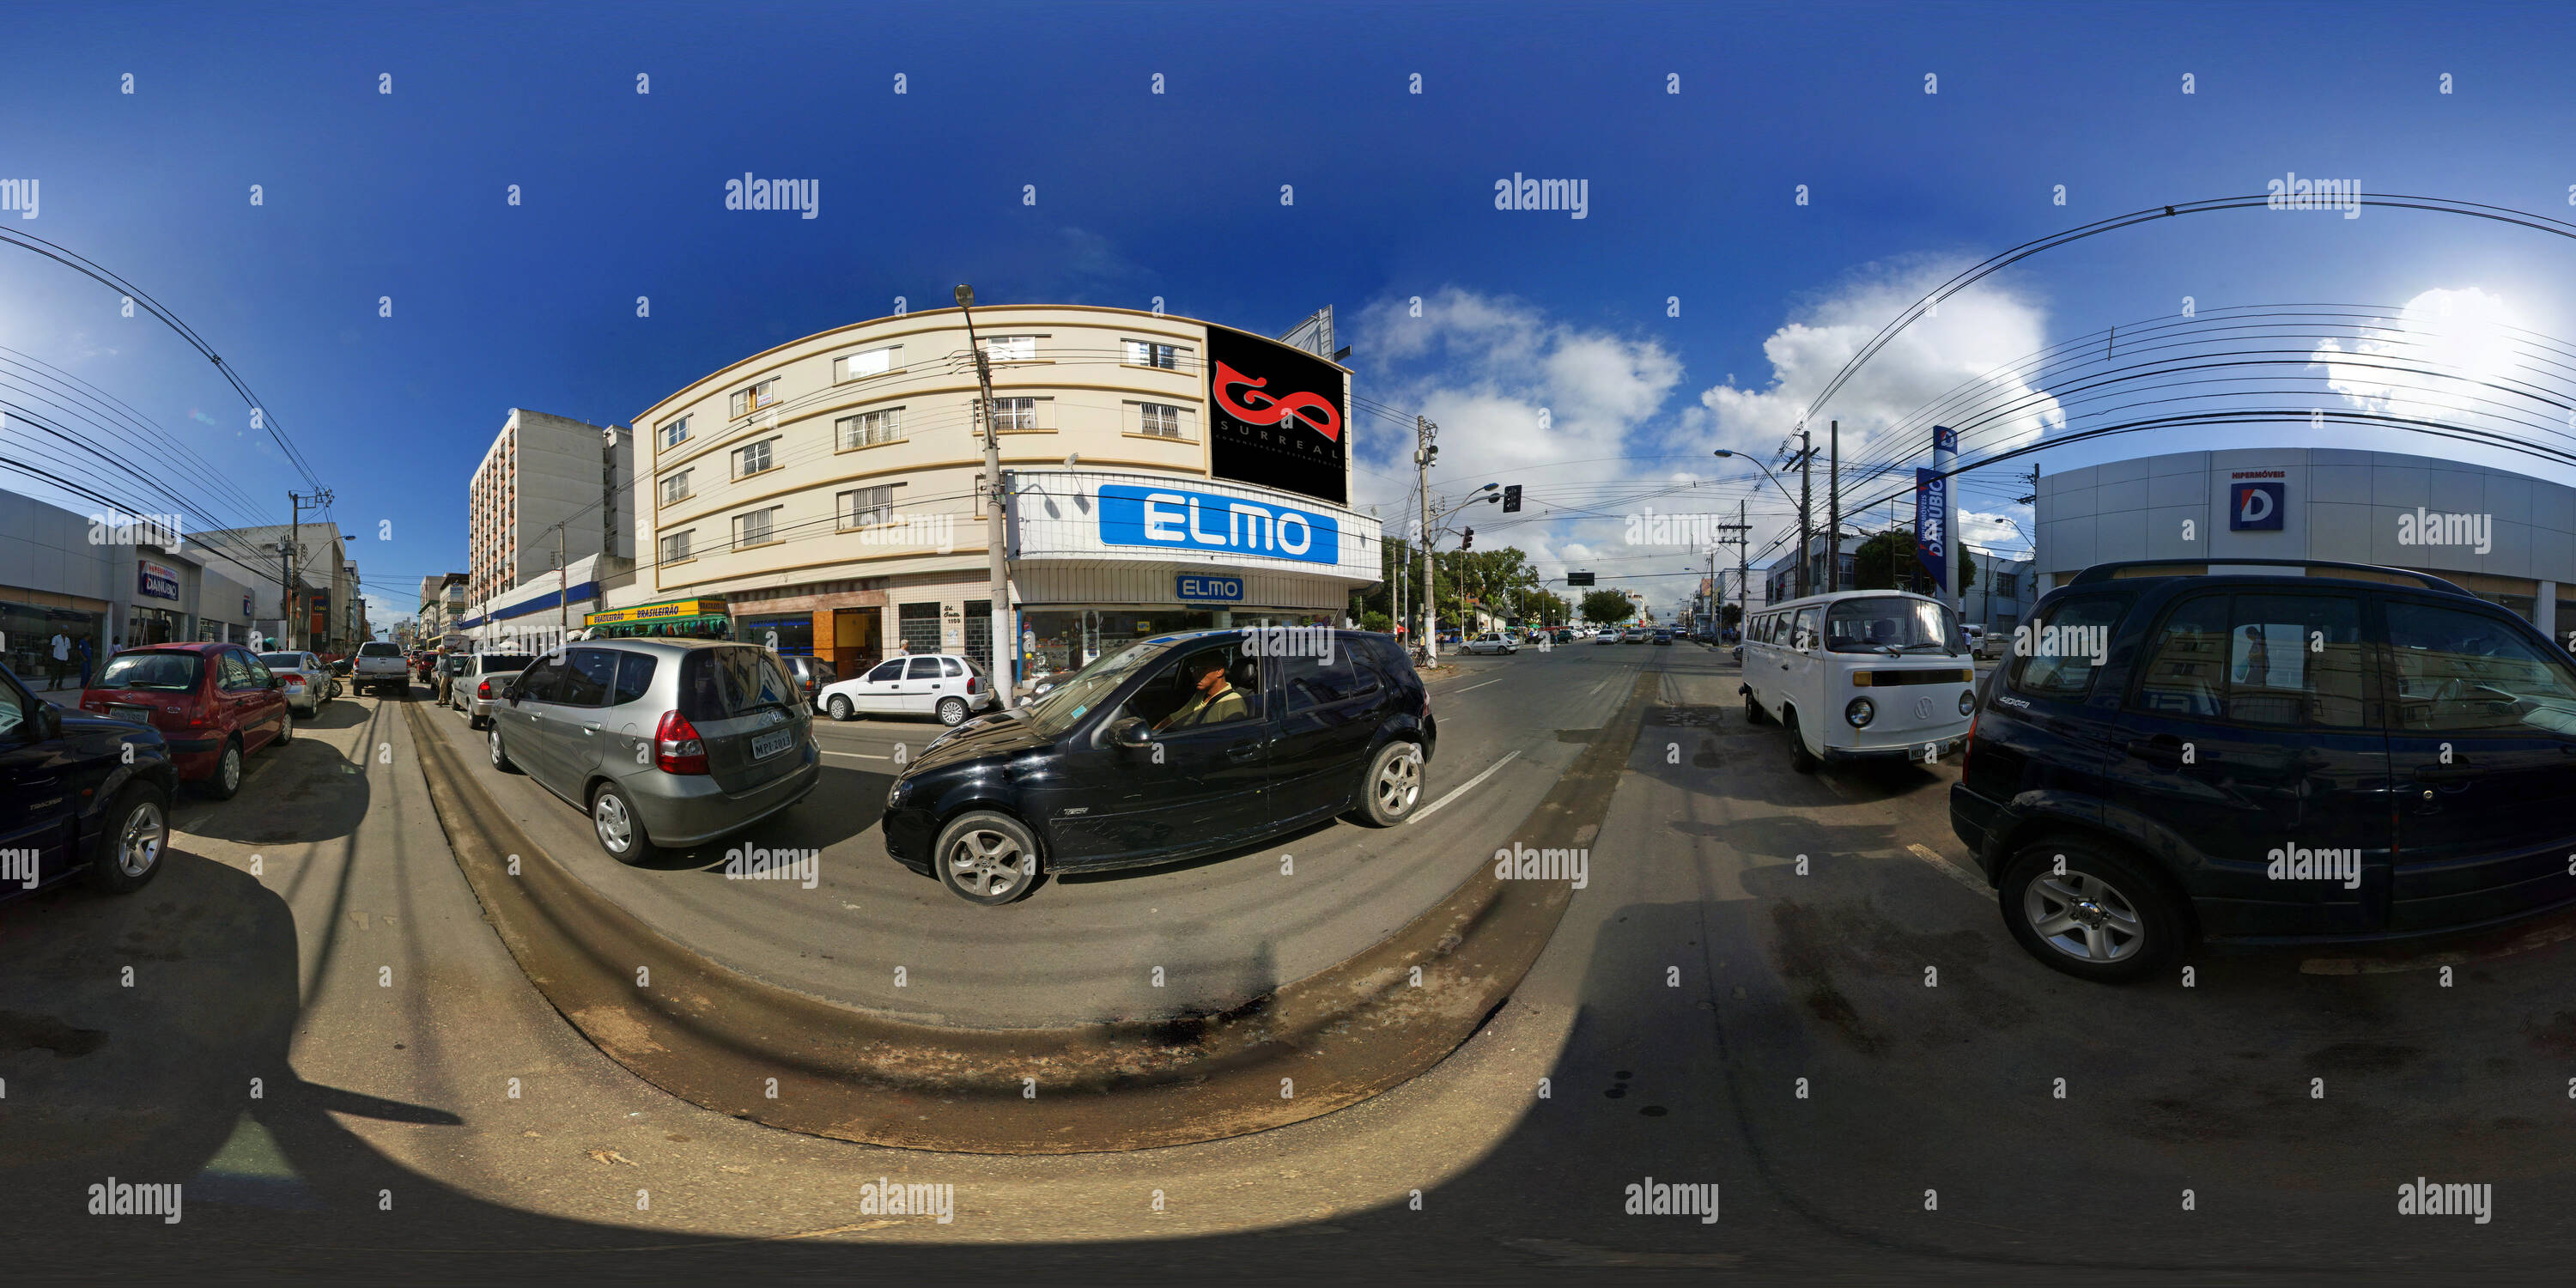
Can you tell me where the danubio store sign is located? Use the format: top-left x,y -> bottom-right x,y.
1100,484 -> 1338,565
1011,469 -> 1378,583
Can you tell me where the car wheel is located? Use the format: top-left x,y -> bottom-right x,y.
933,810 -> 1040,905
489,726 -> 518,773
828,695 -> 853,721
1999,840 -> 2186,982
1743,690 -> 1769,725
591,782 -> 660,866
204,738 -> 246,799
1781,708 -> 1818,774
937,696 -> 969,726
469,713 -> 487,731
277,710 -> 293,743
1354,739 -> 1425,826
87,783 -> 170,894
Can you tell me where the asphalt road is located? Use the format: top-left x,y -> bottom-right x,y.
14,649 -> 2576,1278
410,642 -> 1646,1028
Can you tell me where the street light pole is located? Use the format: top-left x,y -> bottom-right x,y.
955,284 -> 1014,704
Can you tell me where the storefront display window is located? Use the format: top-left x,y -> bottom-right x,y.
1021,609 -> 1216,677
741,613 -> 815,655
1,600 -> 103,685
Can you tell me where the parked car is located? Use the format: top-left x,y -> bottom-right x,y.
1460,632 -> 1519,656
353,641 -> 410,697
815,653 -> 998,726
1741,590 -> 1972,775
450,652 -> 538,728
1951,558 -> 2576,982
879,629 -> 1436,904
1652,629 -> 1674,645
1594,629 -> 1620,645
2,663 -> 179,900
778,654 -> 839,706
78,641 -> 293,799
258,650 -> 335,716
1553,629 -> 1577,644
486,640 -> 819,865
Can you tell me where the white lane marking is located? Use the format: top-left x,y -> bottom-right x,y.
823,750 -> 893,761
1906,842 -> 1990,895
1408,750 -> 1522,825
1457,677 -> 1506,694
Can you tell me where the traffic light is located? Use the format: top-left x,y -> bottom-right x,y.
1502,484 -> 1522,513
1460,527 -> 1475,550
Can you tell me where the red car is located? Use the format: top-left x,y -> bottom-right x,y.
80,641 -> 293,799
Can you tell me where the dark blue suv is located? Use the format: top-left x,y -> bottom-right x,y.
1953,560 -> 2576,981
0,664 -> 179,901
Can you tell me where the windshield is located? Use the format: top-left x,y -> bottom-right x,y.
100,652 -> 203,691
258,653 -> 305,669
1022,640 -> 1169,737
1825,597 -> 1960,655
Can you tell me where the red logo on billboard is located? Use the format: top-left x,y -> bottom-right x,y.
1213,361 -> 1340,442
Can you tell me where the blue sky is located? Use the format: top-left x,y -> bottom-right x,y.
6,0 -> 2576,620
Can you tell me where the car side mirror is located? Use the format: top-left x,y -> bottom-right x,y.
30,703 -> 61,740
268,674 -> 284,690
1109,716 -> 1152,749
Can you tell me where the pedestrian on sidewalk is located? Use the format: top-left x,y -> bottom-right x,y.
49,629 -> 70,689
76,637 -> 94,690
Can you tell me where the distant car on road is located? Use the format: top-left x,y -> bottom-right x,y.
878,629 -> 1434,905
1623,627 -> 1648,643
1460,632 -> 1519,655
80,641 -> 293,799
353,641 -> 410,697
1652,629 -> 1674,645
258,651 -> 335,716
449,652 -> 538,729
816,653 -> 998,726
1594,629 -> 1619,645
778,654 -> 839,706
486,640 -> 819,865
2,663 -> 177,899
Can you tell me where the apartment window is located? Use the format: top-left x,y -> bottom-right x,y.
990,398 -> 1039,431
659,470 -> 692,505
835,345 -> 902,382
1139,402 -> 1187,438
730,378 -> 781,418
838,484 -> 895,528
659,416 -> 690,449
981,335 -> 1037,363
733,439 -> 775,477
733,507 -> 781,550
836,407 -> 904,449
659,531 -> 693,563
1124,339 -> 1183,369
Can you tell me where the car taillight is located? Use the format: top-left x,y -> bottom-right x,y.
654,710 -> 709,775
965,676 -> 978,694
1960,705 -> 1980,775
477,680 -> 493,700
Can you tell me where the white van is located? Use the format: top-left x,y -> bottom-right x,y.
1739,590 -> 1975,771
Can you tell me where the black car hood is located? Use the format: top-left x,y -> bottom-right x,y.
908,708 -> 1054,774
60,708 -> 160,739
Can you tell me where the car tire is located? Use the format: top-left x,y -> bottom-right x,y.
1998,839 -> 2187,983
1782,708 -> 1818,774
933,810 -> 1040,905
1744,690 -> 1769,725
828,695 -> 853,721
590,782 -> 660,866
277,710 -> 292,743
87,782 -> 170,895
489,726 -> 519,774
203,738 -> 246,799
1353,739 -> 1426,826
937,696 -> 969,726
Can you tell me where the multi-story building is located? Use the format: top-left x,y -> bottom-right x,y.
417,572 -> 468,647
468,409 -> 635,611
617,305 -> 1382,684
1960,552 -> 2035,634
193,522 -> 361,653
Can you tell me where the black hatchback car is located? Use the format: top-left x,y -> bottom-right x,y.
1953,559 -> 2576,981
879,629 -> 1437,904
0,663 -> 179,901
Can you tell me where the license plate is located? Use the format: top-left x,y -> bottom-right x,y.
750,728 -> 793,761
109,703 -> 150,724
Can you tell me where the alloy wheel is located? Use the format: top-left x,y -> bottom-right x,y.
1375,745 -> 1424,816
2024,870 -> 2146,963
117,799 -> 166,878
593,791 -> 634,854
942,829 -> 1026,898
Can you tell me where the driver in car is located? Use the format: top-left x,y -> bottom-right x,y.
1154,653 -> 1249,732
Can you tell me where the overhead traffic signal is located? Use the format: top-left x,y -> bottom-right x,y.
1460,527 -> 1475,550
1502,484 -> 1522,513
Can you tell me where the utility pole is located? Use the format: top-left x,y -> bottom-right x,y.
955,285 -> 1014,703
285,488 -> 331,651
556,523 -> 568,650
1736,498 -> 1750,631
1793,428 -> 1814,598
1827,420 -> 1840,592
1416,416 -> 1438,662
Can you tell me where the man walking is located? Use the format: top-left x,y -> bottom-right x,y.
76,637 -> 94,690
49,629 -> 70,690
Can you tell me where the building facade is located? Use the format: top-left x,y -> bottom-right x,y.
620,305 -> 1379,683
469,409 -> 635,611
184,521 -> 361,654
2034,447 -> 2576,641
0,492 -> 270,683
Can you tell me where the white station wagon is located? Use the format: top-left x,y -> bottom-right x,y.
814,653 -> 999,726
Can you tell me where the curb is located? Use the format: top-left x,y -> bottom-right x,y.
401,671 -> 1654,1154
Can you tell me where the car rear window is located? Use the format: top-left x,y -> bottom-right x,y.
358,642 -> 401,658
258,653 -> 304,668
680,647 -> 793,721
2008,594 -> 2130,700
100,652 -> 202,691
482,653 -> 536,673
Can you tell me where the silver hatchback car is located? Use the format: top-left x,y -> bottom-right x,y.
485,639 -> 820,865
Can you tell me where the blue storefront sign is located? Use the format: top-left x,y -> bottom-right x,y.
1099,483 -> 1340,566
2231,480 -> 2285,531
137,560 -> 180,601
1176,574 -> 1244,602
1913,468 -> 1947,587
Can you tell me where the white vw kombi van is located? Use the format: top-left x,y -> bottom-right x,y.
1740,590 -> 1976,771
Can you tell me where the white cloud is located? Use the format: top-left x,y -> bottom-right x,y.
2317,287 -> 2520,421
